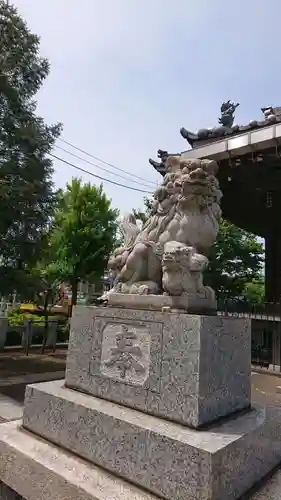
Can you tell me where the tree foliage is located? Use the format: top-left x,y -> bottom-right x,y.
48,178 -> 118,309
204,220 -> 264,302
132,196 -> 153,225
133,197 -> 264,302
242,279 -> 264,304
0,1 -> 61,294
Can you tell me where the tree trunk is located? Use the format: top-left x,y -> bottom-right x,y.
69,277 -> 78,317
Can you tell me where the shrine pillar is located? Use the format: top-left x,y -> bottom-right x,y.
265,234 -> 281,303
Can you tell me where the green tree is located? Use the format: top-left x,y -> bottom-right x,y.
242,279 -> 265,304
0,1 -> 61,295
133,198 -> 264,302
48,178 -> 118,312
204,220 -> 264,302
31,260 -> 70,351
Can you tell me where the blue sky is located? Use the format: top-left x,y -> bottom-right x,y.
13,0 -> 281,217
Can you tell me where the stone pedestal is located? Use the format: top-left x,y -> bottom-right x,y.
65,306 -> 251,428
0,305 -> 280,500
106,291 -> 217,314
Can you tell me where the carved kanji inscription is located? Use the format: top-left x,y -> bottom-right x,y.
100,322 -> 150,385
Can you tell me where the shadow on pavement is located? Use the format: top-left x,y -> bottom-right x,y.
0,383 -> 29,404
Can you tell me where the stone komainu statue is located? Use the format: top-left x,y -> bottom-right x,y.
103,156 -> 222,306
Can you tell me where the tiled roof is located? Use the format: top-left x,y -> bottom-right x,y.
180,106 -> 281,148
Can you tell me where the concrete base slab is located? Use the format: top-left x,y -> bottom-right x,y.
0,420 -> 158,500
22,380 -> 281,500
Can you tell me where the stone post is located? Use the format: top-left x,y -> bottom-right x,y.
0,317 -> 8,351
22,319 -> 32,352
46,319 -> 58,348
265,233 -> 281,302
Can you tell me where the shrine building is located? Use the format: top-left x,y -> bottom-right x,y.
149,103 -> 281,304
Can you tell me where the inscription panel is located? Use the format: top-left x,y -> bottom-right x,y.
100,322 -> 150,386
89,316 -> 163,392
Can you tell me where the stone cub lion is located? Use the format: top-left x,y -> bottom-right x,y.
161,241 -> 208,297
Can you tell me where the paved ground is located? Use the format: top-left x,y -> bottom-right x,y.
0,349 -> 66,378
252,371 -> 281,406
0,350 -> 67,421
0,393 -> 22,421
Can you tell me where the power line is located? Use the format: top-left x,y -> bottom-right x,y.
49,153 -> 154,194
55,145 -> 155,189
58,137 -> 157,187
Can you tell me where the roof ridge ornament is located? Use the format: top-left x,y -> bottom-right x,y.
218,100 -> 239,128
